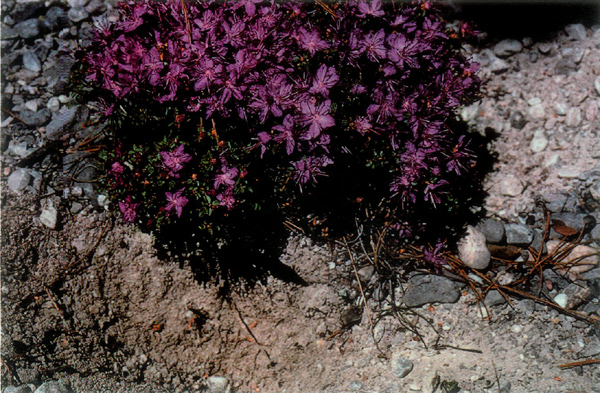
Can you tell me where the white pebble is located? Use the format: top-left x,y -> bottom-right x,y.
511,324 -> 522,333
594,76 -> 600,96
554,293 -> 568,308
530,130 -> 548,153
528,103 -> 545,120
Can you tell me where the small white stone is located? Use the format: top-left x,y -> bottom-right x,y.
554,293 -> 568,308
565,107 -> 582,128
585,100 -> 599,121
554,102 -> 567,115
24,100 -> 38,112
511,324 -> 522,333
457,226 -> 491,270
528,103 -> 545,120
58,95 -> 70,103
557,167 -> 580,179
530,130 -> 548,153
527,97 -> 542,106
544,154 -> 560,167
39,206 -> 58,229
47,97 -> 60,112
97,194 -> 109,207
500,175 -> 524,197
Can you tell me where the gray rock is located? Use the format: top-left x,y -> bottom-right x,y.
349,381 -> 363,390
207,376 -> 229,393
458,225 -> 491,270
1,25 -> 19,40
504,223 -> 534,246
7,169 -> 31,193
562,282 -> 594,309
44,56 -> 76,94
19,108 -> 51,127
500,175 -> 524,197
554,102 -> 568,116
484,290 -> 507,307
357,265 -> 375,283
40,206 -> 58,229
542,192 -> 578,213
8,139 -> 30,157
530,230 -> 546,254
489,57 -> 509,74
33,381 -> 72,393
391,355 -> 413,378
403,275 -> 460,307
499,381 -> 512,393
45,106 -> 80,140
590,181 -> 600,203
565,107 -> 582,128
14,19 -> 42,39
477,218 -> 505,244
528,103 -> 545,120
565,23 -> 587,41
509,111 -> 527,130
530,129 -> 548,153
68,7 -> 89,23
493,39 -> 522,57
538,42 -> 553,54
595,76 -> 600,96
22,51 -> 41,73
84,0 -> 106,15
44,7 -> 70,31
3,386 -> 34,393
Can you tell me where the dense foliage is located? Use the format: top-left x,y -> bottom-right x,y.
80,0 -> 482,251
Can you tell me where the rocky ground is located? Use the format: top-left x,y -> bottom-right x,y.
1,1 -> 600,393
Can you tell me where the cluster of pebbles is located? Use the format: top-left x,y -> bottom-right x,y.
1,1 -> 600,392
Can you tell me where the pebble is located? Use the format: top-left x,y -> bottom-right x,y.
7,168 -> 31,193
594,76 -> 600,96
489,57 -> 509,74
457,225 -> 491,270
510,324 -> 522,334
4,386 -> 35,393
543,117 -> 556,131
565,107 -> 582,128
476,218 -> 505,244
547,241 -> 599,275
500,175 -> 524,197
504,223 -> 534,246
68,7 -> 89,23
24,100 -> 38,112
45,106 -> 80,140
528,103 -> 545,120
557,166 -> 580,179
39,205 -> 58,229
584,100 -> 598,121
207,376 -> 229,393
391,355 -> 414,378
493,39 -> 523,58
33,380 -> 71,393
402,275 -> 460,307
530,130 -> 548,153
44,6 -> 70,31
509,111 -> 527,130
22,51 -> 42,73
554,102 -> 567,116
460,104 -> 482,122
565,23 -> 587,41
19,108 -> 51,127
554,293 -> 568,308
537,42 -> 553,54
485,290 -> 507,307
14,19 -> 41,39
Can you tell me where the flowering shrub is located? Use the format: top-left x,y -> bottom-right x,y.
80,0 -> 482,248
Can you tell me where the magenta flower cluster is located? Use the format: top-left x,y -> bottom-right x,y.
85,0 -> 481,238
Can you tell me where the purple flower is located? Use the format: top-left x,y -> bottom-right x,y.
165,188 -> 189,218
423,180 -> 449,207
387,33 -> 421,69
292,155 -> 333,186
309,65 -> 339,97
357,0 -> 385,18
359,29 -> 387,62
354,117 -> 372,135
217,190 -> 236,210
160,144 -> 192,178
119,195 -> 139,223
298,28 -> 329,56
298,99 -> 335,140
273,114 -> 296,155
256,131 -> 271,158
110,161 -> 124,174
214,165 -> 239,189
445,136 -> 474,175
423,242 -> 447,271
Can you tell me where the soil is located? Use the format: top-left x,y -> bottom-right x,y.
2,5 -> 600,393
